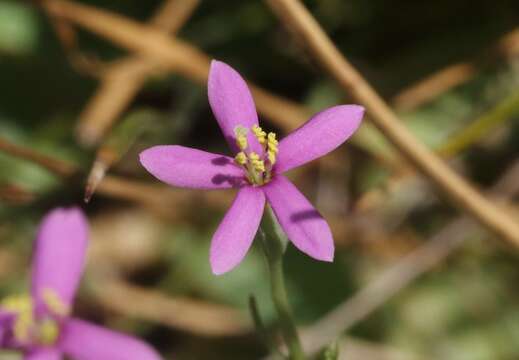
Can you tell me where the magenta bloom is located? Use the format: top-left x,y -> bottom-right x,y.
0,208 -> 161,360
140,61 -> 364,275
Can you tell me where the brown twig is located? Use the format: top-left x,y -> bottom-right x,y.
0,135 -> 235,221
91,276 -> 250,337
38,0 -> 399,170
40,0 -> 307,132
0,137 -> 76,177
264,0 -> 519,248
392,28 -> 519,110
76,0 -> 200,145
299,160 -> 519,354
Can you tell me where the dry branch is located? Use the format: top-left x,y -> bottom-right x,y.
265,0 -> 519,248
76,0 -> 200,145
91,277 -> 250,337
39,0 -> 398,169
393,28 -> 519,110
300,160 -> 519,354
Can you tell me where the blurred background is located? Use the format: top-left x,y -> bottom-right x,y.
1,0 -> 519,359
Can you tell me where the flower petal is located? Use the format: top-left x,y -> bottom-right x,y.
210,186 -> 265,275
25,348 -> 62,360
263,176 -> 334,261
31,208 -> 89,311
275,105 -> 364,173
59,318 -> 161,360
208,60 -> 262,154
140,145 -> 244,189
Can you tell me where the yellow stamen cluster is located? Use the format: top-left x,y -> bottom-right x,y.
267,132 -> 278,165
2,295 -> 33,342
235,151 -> 247,165
38,318 -> 60,345
0,289 -> 66,346
235,126 -> 249,151
252,125 -> 267,144
42,288 -> 69,317
249,152 -> 265,172
233,124 -> 279,186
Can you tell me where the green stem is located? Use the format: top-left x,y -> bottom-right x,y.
260,206 -> 306,360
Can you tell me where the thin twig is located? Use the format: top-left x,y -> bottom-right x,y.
90,276 -> 250,337
38,0 -> 396,169
76,0 -> 200,145
437,89 -> 519,157
392,27 -> 519,110
299,160 -> 519,354
0,135 -> 231,215
265,0 -> 519,248
0,137 -> 76,177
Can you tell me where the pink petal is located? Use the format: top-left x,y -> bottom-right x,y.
208,60 -> 263,154
263,176 -> 334,261
140,145 -> 245,189
25,348 -> 62,360
31,208 -> 89,311
59,318 -> 161,360
275,105 -> 364,173
210,186 -> 265,275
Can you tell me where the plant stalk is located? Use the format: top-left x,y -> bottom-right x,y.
260,206 -> 306,360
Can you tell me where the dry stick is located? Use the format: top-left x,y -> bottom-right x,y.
265,0 -> 519,247
299,160 -> 519,354
392,28 -> 519,111
40,0 -> 397,169
0,135 -> 230,214
91,277 -> 250,337
41,0 -> 305,133
76,0 -> 200,146
0,137 -> 75,177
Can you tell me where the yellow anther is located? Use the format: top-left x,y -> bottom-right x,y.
38,318 -> 60,345
266,132 -> 278,166
234,126 -> 249,151
42,289 -> 69,317
1,294 -> 33,313
2,294 -> 34,343
234,151 -> 247,165
13,311 -> 32,342
236,135 -> 248,151
267,132 -> 278,145
249,152 -> 260,161
253,159 -> 265,172
268,150 -> 277,165
252,125 -> 267,144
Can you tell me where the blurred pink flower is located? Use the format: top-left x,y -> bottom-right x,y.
0,207 -> 161,360
140,60 -> 364,275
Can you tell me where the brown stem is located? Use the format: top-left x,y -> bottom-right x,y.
264,0 -> 519,248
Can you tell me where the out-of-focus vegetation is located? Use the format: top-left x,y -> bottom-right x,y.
1,0 -> 519,359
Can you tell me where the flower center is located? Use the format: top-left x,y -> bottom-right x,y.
233,125 -> 278,186
1,289 -> 69,346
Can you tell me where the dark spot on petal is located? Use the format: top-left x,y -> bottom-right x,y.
211,156 -> 231,166
289,209 -> 322,223
211,174 -> 244,187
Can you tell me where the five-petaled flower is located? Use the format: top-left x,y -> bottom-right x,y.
140,60 -> 364,275
0,207 -> 161,360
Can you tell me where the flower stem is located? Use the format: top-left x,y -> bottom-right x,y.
260,206 -> 306,360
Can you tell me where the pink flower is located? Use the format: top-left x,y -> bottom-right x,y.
140,61 -> 364,275
0,208 -> 161,360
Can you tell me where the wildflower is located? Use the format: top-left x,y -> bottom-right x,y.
0,208 -> 161,359
140,61 -> 364,275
